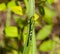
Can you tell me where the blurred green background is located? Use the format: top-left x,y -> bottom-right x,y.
0,0 -> 60,54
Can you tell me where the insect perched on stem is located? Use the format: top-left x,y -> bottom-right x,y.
26,16 -> 34,46
28,16 -> 34,40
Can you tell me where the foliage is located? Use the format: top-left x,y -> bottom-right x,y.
37,25 -> 53,40
5,26 -> 18,38
0,3 -> 6,11
39,40 -> 53,52
0,0 -> 60,54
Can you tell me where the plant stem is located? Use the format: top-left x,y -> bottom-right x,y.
23,0 -> 36,54
6,8 -> 11,27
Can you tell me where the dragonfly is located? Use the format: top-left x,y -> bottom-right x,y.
27,16 -> 34,46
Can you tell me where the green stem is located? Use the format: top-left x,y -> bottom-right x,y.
6,8 -> 11,27
23,0 -> 36,54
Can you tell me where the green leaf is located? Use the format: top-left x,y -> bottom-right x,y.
43,7 -> 56,24
0,3 -> 6,11
11,6 -> 23,15
34,13 -> 39,21
5,26 -> 18,38
39,40 -> 53,52
7,0 -> 16,8
7,1 -> 23,15
47,0 -> 54,4
23,26 -> 28,44
37,25 -> 52,40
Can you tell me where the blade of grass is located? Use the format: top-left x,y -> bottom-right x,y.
23,0 -> 36,54
32,18 -> 36,54
6,8 -> 11,27
28,0 -> 35,17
